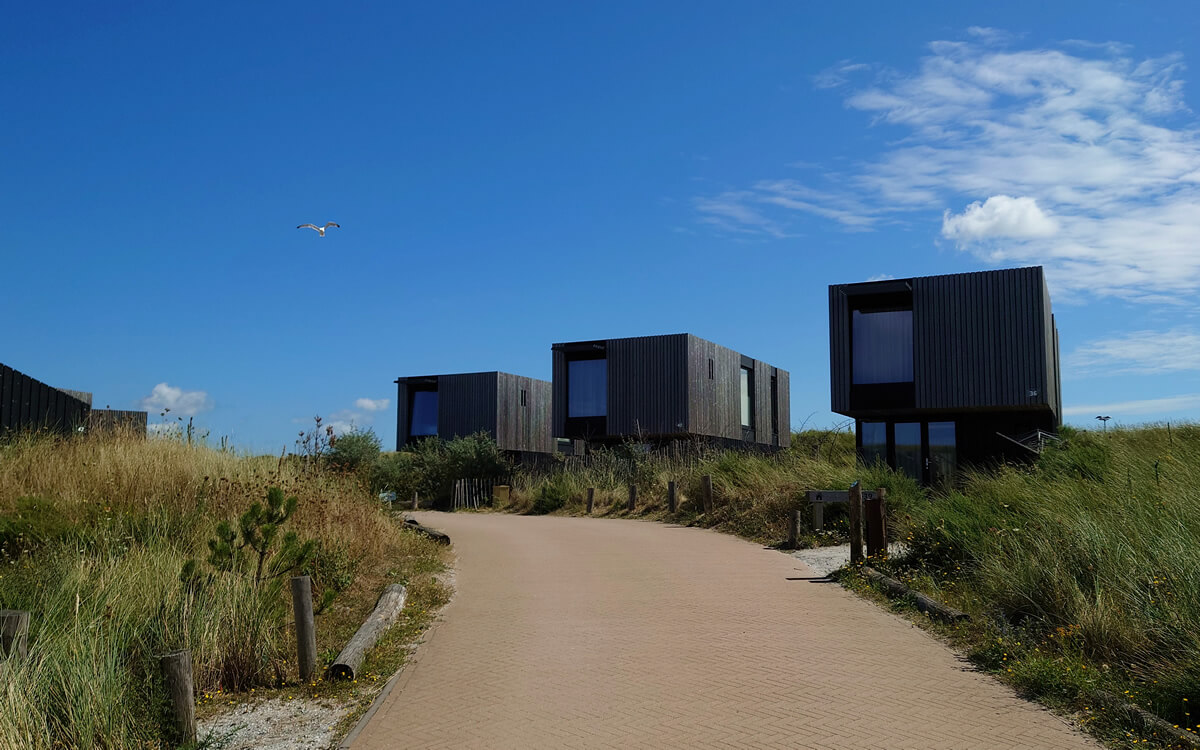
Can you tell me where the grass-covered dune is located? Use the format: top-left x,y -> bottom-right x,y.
0,431 -> 447,749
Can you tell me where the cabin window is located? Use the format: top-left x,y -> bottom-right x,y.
860,421 -> 887,467
708,358 -> 714,379
568,359 -> 606,417
770,373 -> 779,443
894,422 -> 922,479
520,389 -> 527,407
409,390 -> 438,437
740,366 -> 754,428
852,309 -> 913,384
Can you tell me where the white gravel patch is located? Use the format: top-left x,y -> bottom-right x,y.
199,698 -> 350,750
790,543 -> 905,577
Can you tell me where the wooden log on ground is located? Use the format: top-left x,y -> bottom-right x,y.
402,516 -> 451,544
701,474 -> 714,513
586,487 -> 595,514
861,567 -> 969,623
0,610 -> 30,659
667,481 -> 677,513
328,584 -> 408,681
1094,690 -> 1200,749
159,649 -> 197,745
848,482 -> 863,565
291,576 -> 317,682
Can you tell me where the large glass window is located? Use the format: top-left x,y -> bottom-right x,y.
894,422 -> 922,479
928,421 -> 956,485
740,366 -> 754,428
852,309 -> 913,385
861,421 -> 887,467
410,391 -> 438,436
568,359 -> 606,417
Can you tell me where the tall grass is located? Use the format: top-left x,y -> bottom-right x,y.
0,431 -> 444,748
892,424 -> 1200,729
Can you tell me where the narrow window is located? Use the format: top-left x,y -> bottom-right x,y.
740,366 -> 754,429
860,421 -> 887,467
708,358 -> 714,379
568,359 -> 607,417
409,390 -> 438,437
521,389 -> 527,407
770,373 -> 778,441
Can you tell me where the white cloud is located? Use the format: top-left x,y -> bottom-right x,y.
698,34 -> 1200,302
139,383 -> 212,416
866,273 -> 895,282
942,195 -> 1058,242
1068,328 -> 1200,375
355,397 -> 391,412
1063,393 -> 1200,417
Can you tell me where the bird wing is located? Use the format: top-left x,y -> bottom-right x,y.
297,224 -> 319,230
324,222 -> 340,228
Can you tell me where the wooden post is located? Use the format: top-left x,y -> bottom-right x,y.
701,474 -> 714,513
159,649 -> 196,745
848,482 -> 864,565
291,576 -> 317,682
627,484 -> 637,512
667,481 -> 677,513
586,487 -> 595,514
788,509 -> 800,549
411,491 -> 418,511
812,502 -> 824,532
865,487 -> 887,558
0,610 -> 30,659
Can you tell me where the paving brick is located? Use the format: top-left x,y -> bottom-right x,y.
350,513 -> 1100,749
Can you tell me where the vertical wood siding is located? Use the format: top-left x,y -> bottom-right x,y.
776,369 -> 791,447
829,286 -> 851,413
686,335 -> 741,441
551,347 -> 567,438
0,363 -> 90,436
495,373 -> 553,453
437,372 -> 499,441
394,380 -> 410,450
606,334 -> 689,437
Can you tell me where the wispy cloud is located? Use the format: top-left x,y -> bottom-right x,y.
1067,328 -> 1200,375
1063,393 -> 1200,417
699,34 -> 1200,302
139,383 -> 212,416
355,397 -> 391,412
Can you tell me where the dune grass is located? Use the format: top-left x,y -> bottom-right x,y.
0,431 -> 446,749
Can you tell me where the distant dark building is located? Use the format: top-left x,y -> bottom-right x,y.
1,363 -> 91,437
829,266 -> 1061,483
551,333 -> 790,450
394,371 -> 553,458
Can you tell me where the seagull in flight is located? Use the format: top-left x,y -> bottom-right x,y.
297,222 -> 340,236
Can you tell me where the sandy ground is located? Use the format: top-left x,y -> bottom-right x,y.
198,698 -> 350,750
790,542 -> 904,577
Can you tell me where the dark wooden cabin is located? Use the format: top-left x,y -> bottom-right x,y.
1,363 -> 91,437
551,333 -> 790,450
394,371 -> 553,458
829,266 -> 1061,483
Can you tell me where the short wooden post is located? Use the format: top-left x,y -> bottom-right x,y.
0,610 -> 30,659
667,481 -> 677,513
586,487 -> 595,514
701,474 -> 714,513
627,484 -> 637,512
411,491 -> 419,511
159,649 -> 196,745
788,509 -> 800,549
291,576 -> 317,682
812,502 -> 824,532
848,482 -> 864,565
865,487 -> 887,558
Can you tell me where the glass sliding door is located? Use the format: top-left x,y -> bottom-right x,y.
860,421 -> 887,468
894,422 -> 921,479
927,421 -> 956,486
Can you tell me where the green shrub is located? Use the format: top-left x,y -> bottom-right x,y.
328,428 -> 382,471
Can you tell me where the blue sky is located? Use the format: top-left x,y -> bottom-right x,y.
4,2 -> 1200,453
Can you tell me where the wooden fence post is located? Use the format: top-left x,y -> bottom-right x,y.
667,481 -> 677,513
586,487 -> 595,514
627,485 -> 637,512
291,576 -> 317,682
788,509 -> 801,549
812,502 -> 824,532
411,491 -> 419,511
159,649 -> 196,745
701,474 -> 714,513
865,487 -> 887,558
0,610 -> 30,659
848,482 -> 864,565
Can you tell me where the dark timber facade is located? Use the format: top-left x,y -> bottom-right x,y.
394,371 -> 553,457
552,333 -> 790,450
829,266 -> 1061,484
0,363 -> 91,436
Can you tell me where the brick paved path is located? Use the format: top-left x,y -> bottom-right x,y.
349,513 -> 1100,749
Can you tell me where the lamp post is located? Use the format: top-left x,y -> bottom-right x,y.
1096,415 -> 1111,432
